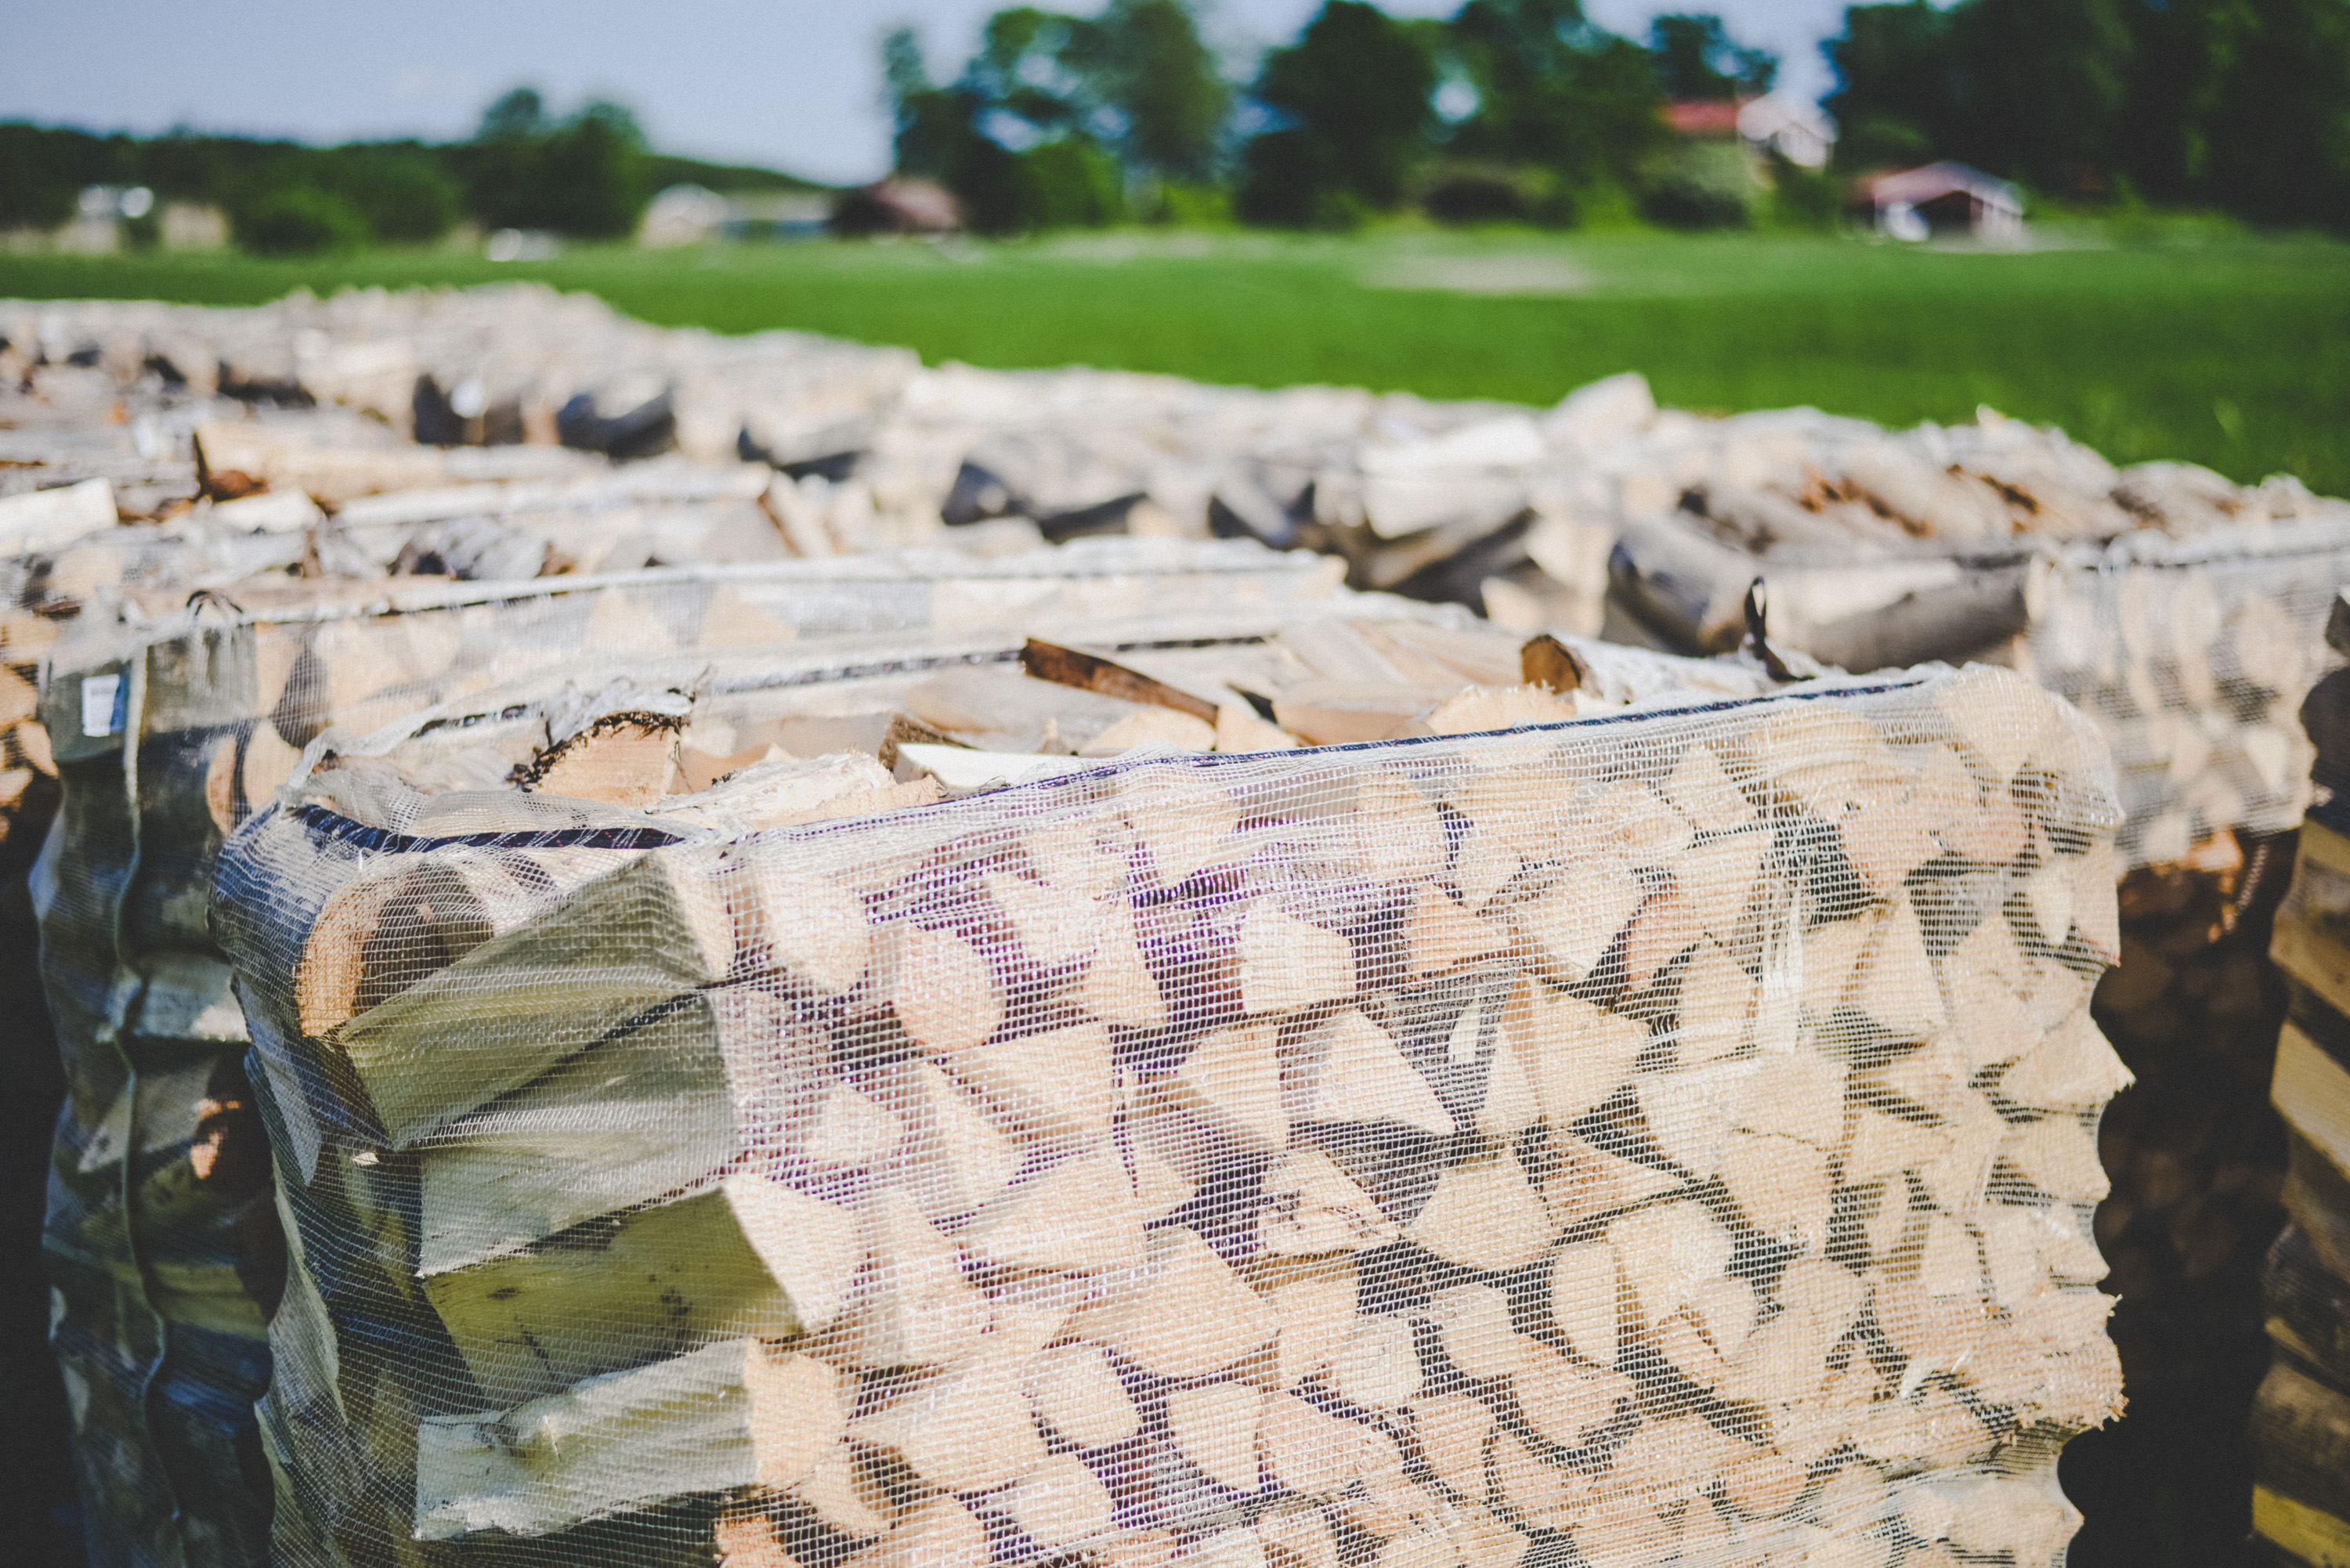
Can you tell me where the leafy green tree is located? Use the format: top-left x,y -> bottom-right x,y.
455,89 -> 649,237
1947,0 -> 2135,194
1444,0 -> 1662,198
1062,0 -> 1230,180
1650,13 -> 1777,99
233,186 -> 367,255
1824,2 -> 1958,169
1238,0 -> 1437,223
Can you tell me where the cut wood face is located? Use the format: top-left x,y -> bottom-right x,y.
217,653 -> 2133,1568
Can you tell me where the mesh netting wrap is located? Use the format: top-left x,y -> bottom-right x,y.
33,541 -> 1333,1568
212,649 -> 2128,1568
1611,515 -> 2350,870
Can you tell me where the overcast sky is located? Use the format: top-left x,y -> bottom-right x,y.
2,0 -> 1850,187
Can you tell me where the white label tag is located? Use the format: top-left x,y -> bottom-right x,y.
80,673 -> 121,738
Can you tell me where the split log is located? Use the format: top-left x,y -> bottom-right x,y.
414,1338 -> 844,1540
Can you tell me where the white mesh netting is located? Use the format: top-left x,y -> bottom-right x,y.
204,639 -> 2129,1568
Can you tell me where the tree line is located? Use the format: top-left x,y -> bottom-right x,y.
890,0 -> 2350,233
0,89 -> 817,255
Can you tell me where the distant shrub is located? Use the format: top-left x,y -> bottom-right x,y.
1640,141 -> 1760,229
234,187 -> 367,255
1424,166 -> 1528,225
1014,139 -> 1124,230
335,154 -> 459,244
1768,161 -> 1843,231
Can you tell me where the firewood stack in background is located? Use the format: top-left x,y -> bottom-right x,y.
200,637 -> 2133,1568
2246,597 -> 2350,1566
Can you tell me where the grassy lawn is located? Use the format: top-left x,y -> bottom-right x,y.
4,226 -> 2346,495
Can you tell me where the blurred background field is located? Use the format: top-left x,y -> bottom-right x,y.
6,223 -> 2346,496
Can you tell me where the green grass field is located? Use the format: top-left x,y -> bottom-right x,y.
5,226 -> 2347,494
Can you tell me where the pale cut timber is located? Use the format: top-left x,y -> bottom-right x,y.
1080,1225 -> 1278,1379
872,924 -> 1001,1054
957,1147 -> 1147,1273
1260,1391 -> 1374,1498
414,1339 -> 841,1540
334,848 -> 737,1146
1998,1010 -> 2133,1112
945,1021 -> 1115,1149
1452,821 -> 1521,913
1239,905 -> 1358,1014
1536,1133 -> 1683,1232
1839,786 -> 1946,900
797,1083 -> 904,1170
1935,667 -> 2056,782
1719,1451 -> 1808,1518
1119,770 -> 1241,882
984,871 -> 1107,969
524,719 -> 679,807
843,1497 -> 990,1568
1674,942 -> 1754,1064
1289,1008 -> 1453,1135
1080,901 -> 1169,1028
1516,983 -> 1647,1128
832,1188 -> 987,1368
1256,1259 -> 1358,1387
1026,1344 -> 1141,1449
1426,1284 -> 1524,1381
421,1184 -> 805,1407
876,1057 -> 1021,1219
848,1340 -> 1050,1494
1842,1107 -> 1951,1186
741,865 -> 871,993
1607,1201 -> 1730,1332
1661,744 -> 1756,833
1849,898 -> 1948,1041
1676,829 -> 1767,941
1406,886 -> 1509,975
1998,1115 -> 2108,1201
1424,685 -> 1578,736
1259,1506 -> 1341,1568
1618,887 -> 1698,990
1634,1058 -> 1756,1176
293,847 -> 617,1037
1716,1131 -> 1833,1248
1332,1315 -> 1423,1408
1347,775 -> 1450,881
1175,1022 -> 1290,1152
1083,707 -> 1217,756
1273,678 -> 1444,746
1511,1350 -> 1626,1450
1491,1431 -> 1581,1526
1217,703 -> 1301,753
1546,1242 -> 1620,1368
1476,1017 -> 1542,1138
1408,1157 -> 1552,1273
999,1454 -> 1117,1548
1259,1147 -> 1399,1255
1513,862 -> 1646,981
1167,1381 -> 1266,1491
1730,1051 -> 1846,1149
1407,1394 -> 1494,1494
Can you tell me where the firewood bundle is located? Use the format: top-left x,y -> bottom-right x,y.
32,544 -> 1337,1568
2252,740 -> 2350,1563
2045,829 -> 2297,1560
210,637 -> 2130,1568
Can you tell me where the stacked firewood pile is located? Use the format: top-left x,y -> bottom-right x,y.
195,621 -> 2135,1568
31,547 -> 1346,1568
2247,609 -> 2350,1566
